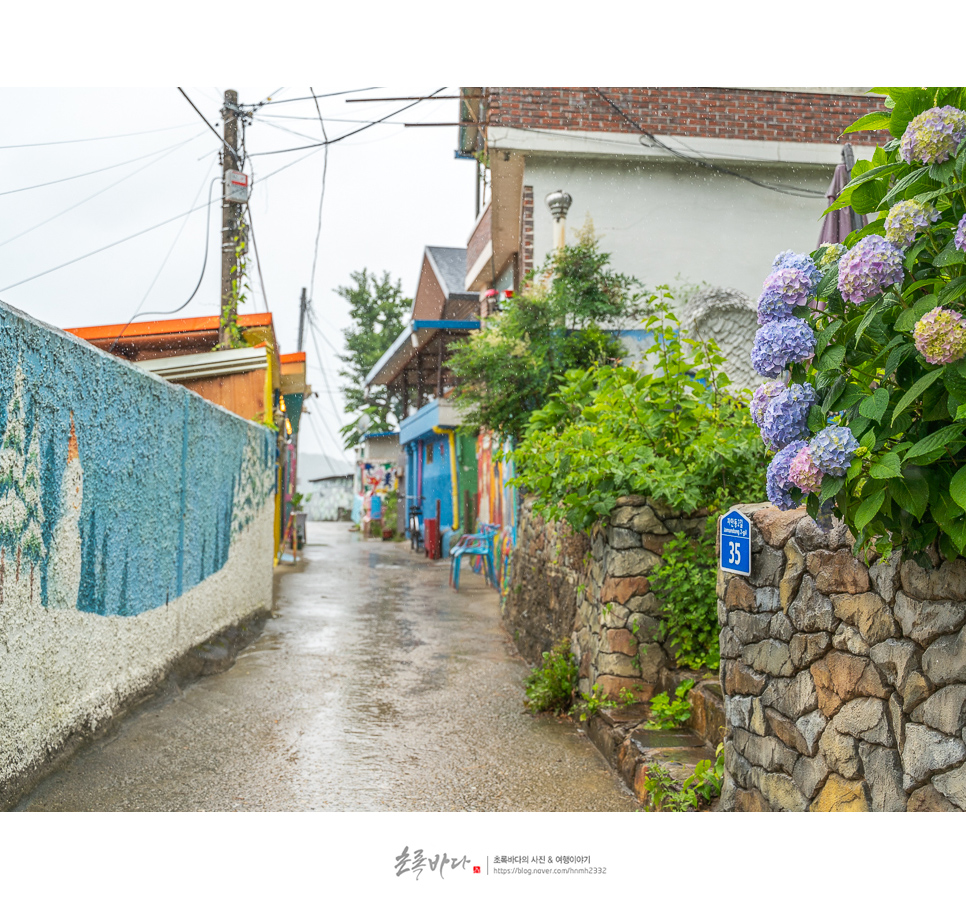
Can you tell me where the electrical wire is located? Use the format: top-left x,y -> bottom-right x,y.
177,87 -> 240,166
247,87 -> 447,157
0,140 -> 211,198
106,173 -> 220,353
0,132 -> 208,250
590,89 -> 825,199
308,86 -> 330,307
0,123 -> 196,150
251,88 -> 380,107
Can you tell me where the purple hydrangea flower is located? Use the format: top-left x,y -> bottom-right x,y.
760,382 -> 816,451
816,243 -> 847,269
884,199 -> 940,249
788,444 -> 824,495
751,379 -> 785,427
757,286 -> 794,324
900,105 -> 966,165
913,306 -> 966,365
955,215 -> 966,253
751,319 -> 816,378
772,251 -> 822,288
766,439 -> 808,511
836,235 -> 905,304
810,425 -> 860,478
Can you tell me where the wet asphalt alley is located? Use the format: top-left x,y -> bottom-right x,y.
18,522 -> 638,812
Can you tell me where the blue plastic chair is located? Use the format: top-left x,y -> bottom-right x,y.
450,533 -> 496,590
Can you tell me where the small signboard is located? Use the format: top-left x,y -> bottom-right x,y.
225,170 -> 250,202
719,509 -> 752,576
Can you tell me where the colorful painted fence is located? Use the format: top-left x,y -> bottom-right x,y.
475,430 -> 517,595
0,300 -> 276,804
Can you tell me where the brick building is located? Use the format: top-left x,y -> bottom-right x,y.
460,87 -> 887,304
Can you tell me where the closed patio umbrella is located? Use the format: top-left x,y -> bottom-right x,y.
818,143 -> 865,245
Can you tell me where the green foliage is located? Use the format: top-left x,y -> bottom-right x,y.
512,291 -> 768,531
644,679 -> 695,730
641,743 -> 724,812
382,490 -> 399,531
524,639 -> 578,714
794,87 -> 966,562
649,527 -> 721,670
448,226 -> 638,442
337,269 -> 411,447
214,220 -> 249,351
290,491 -> 308,512
574,682 -> 638,721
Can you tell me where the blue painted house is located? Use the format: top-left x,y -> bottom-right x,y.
365,247 -> 481,548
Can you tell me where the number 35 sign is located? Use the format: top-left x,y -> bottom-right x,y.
719,509 -> 751,576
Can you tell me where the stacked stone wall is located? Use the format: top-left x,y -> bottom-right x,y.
505,495 -> 708,701
720,502 -> 966,812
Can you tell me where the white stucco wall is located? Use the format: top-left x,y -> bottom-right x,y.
0,499 -> 274,796
525,153 -> 835,300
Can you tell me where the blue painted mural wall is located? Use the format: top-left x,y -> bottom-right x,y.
0,300 -> 275,618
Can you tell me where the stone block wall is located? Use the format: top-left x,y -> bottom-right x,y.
720,502 -> 966,812
505,495 -> 708,701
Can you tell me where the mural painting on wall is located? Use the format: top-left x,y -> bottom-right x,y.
0,354 -> 274,618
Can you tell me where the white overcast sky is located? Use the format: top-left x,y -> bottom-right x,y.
0,86 -> 475,461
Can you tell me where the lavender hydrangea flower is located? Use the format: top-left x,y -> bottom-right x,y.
836,235 -> 905,304
766,439 -> 808,511
955,215 -> 966,253
816,243 -> 847,269
884,199 -> 941,249
751,379 -> 785,427
810,425 -> 860,478
751,318 -> 816,378
788,444 -> 824,495
772,251 -> 822,288
756,268 -> 816,325
900,106 -> 966,165
913,306 -> 966,365
760,382 -> 816,451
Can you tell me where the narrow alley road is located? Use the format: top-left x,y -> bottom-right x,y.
19,523 -> 637,811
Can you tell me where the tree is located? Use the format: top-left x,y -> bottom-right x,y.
447,226 -> 640,442
337,269 -> 411,446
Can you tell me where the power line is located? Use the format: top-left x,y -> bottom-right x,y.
248,87 -> 447,157
0,140 -> 209,198
244,199 -> 271,313
0,123 -> 196,150
177,87 -> 240,166
308,87 -> 330,307
252,88 -> 380,107
592,88 -> 824,199
0,132 -> 208,250
106,173 -> 220,353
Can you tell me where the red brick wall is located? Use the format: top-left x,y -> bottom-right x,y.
521,186 -> 534,278
484,88 -> 888,147
466,201 -> 492,271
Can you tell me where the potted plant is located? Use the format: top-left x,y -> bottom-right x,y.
382,491 -> 398,540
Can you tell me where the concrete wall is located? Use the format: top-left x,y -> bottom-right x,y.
524,155 -> 832,304
0,300 -> 276,801
719,503 -> 966,812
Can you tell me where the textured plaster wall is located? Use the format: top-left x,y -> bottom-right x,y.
720,503 -> 966,812
0,300 -> 275,797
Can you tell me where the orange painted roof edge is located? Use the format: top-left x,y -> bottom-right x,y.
66,312 -> 274,340
280,352 -> 306,364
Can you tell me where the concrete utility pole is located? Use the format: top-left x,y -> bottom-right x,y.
297,287 -> 307,352
220,89 -> 241,347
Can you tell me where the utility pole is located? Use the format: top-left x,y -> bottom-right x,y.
220,89 -> 241,347
297,287 -> 307,352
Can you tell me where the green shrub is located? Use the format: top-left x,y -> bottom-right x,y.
641,743 -> 724,812
524,638 -> 578,714
649,527 -> 720,671
511,292 -> 767,532
644,679 -> 695,730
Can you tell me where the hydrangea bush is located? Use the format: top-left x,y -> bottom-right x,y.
752,86 -> 966,561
